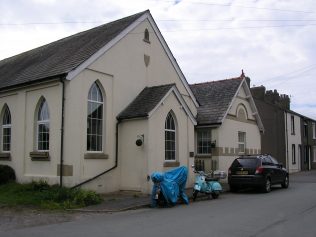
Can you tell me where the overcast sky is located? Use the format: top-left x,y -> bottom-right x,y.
0,0 -> 315,119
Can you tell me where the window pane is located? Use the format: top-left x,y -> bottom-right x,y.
197,129 -> 211,154
87,83 -> 104,152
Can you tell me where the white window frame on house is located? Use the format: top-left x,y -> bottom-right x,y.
37,98 -> 50,151
87,82 -> 104,152
196,128 -> 212,155
313,123 -> 316,139
165,112 -> 176,161
1,105 -> 11,152
292,144 -> 296,164
291,115 -> 295,135
238,131 -> 246,154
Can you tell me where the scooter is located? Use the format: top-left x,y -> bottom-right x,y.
192,167 -> 227,201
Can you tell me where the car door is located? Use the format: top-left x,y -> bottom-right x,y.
270,156 -> 284,183
262,156 -> 276,183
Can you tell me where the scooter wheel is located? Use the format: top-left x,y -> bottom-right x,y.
192,190 -> 198,201
212,192 -> 219,199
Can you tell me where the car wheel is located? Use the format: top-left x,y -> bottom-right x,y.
281,175 -> 289,189
263,178 -> 271,193
230,185 -> 238,193
212,192 -> 219,199
192,190 -> 198,201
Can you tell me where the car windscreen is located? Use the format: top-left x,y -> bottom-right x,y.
231,158 -> 260,168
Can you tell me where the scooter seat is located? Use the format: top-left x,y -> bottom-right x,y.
205,177 -> 219,182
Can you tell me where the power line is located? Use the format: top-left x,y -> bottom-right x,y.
155,0 -> 316,14
2,18 -> 316,26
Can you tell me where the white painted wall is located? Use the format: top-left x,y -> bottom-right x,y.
285,112 -> 301,173
0,81 -> 63,185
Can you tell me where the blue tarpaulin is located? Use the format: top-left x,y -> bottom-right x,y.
151,166 -> 189,207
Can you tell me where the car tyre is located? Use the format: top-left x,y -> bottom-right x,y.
263,177 -> 271,193
281,175 -> 289,189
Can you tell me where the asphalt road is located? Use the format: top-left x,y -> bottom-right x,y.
1,171 -> 316,237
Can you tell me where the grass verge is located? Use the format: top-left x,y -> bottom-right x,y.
0,181 -> 102,210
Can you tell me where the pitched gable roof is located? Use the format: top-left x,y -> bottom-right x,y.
190,77 -> 243,125
118,84 -> 174,120
117,84 -> 196,125
0,11 -> 148,90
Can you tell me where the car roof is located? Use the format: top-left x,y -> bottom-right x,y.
237,154 -> 269,160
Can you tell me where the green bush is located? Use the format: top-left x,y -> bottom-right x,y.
0,180 -> 102,209
0,165 -> 16,184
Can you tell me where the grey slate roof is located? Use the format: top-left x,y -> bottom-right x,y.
190,77 -> 243,125
117,84 -> 175,120
0,10 -> 148,90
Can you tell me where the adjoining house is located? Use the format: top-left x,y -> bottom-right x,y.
190,74 -> 264,174
0,10 -> 199,193
251,85 -> 316,173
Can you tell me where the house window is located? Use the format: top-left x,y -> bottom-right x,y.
144,28 -> 150,43
37,98 -> 50,151
304,122 -> 308,138
313,123 -> 316,139
291,115 -> 295,135
238,131 -> 246,154
2,105 -> 11,152
165,112 -> 176,161
197,129 -> 211,155
292,144 -> 296,164
87,82 -> 104,152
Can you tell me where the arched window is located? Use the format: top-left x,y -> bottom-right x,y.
87,82 -> 103,152
2,105 -> 11,152
165,112 -> 176,161
144,28 -> 150,42
37,98 -> 50,151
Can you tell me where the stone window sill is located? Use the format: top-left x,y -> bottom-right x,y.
163,161 -> 180,167
0,152 -> 11,161
30,151 -> 50,161
143,39 -> 151,44
84,153 -> 109,159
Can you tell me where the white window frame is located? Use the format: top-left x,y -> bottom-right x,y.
238,131 -> 246,154
196,128 -> 212,155
37,98 -> 50,152
1,105 -> 11,152
87,82 -> 104,152
165,112 -> 176,161
313,123 -> 316,139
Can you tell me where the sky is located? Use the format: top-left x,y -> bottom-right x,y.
0,0 -> 315,119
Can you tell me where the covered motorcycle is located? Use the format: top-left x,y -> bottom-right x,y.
151,166 -> 189,207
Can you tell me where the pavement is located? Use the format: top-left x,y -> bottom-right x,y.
72,182 -> 230,213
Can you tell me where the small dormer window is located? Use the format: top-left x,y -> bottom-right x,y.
143,28 -> 150,43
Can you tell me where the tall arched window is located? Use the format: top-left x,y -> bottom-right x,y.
165,112 -> 176,161
87,82 -> 103,152
37,98 -> 50,151
2,105 -> 11,152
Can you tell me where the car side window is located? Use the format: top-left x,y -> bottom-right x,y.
262,156 -> 272,165
269,156 -> 279,166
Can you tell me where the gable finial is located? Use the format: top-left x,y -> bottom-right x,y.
241,69 -> 245,78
